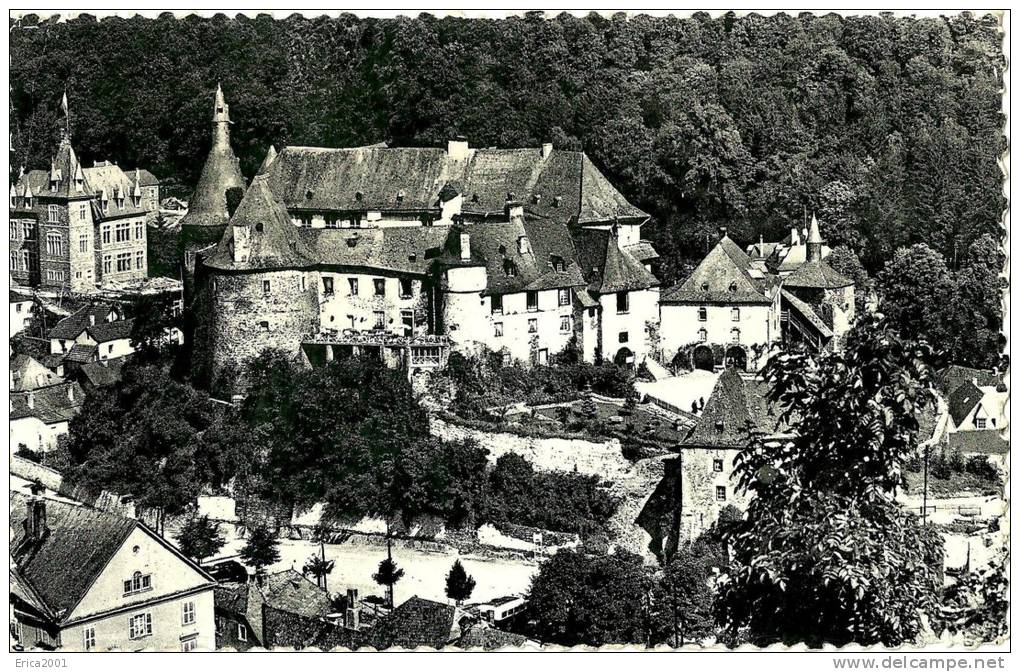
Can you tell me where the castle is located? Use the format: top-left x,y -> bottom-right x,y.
181,87 -> 854,382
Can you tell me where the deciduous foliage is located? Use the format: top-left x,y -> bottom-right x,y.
176,514 -> 226,564
445,560 -> 477,605
240,522 -> 281,573
715,316 -> 945,647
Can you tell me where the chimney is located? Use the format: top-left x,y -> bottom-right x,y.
448,137 -> 469,161
518,235 -> 530,255
345,588 -> 361,630
790,227 -> 800,247
459,231 -> 471,260
27,393 -> 35,410
719,226 -> 728,239
68,386 -> 75,402
541,142 -> 553,159
505,200 -> 524,220
89,314 -> 96,326
26,495 -> 47,541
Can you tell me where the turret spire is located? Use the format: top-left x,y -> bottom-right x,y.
806,212 -> 823,263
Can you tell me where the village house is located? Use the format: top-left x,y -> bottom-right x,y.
213,569 -> 334,651
677,368 -> 794,540
9,120 -> 155,295
746,221 -> 832,276
369,595 -> 530,650
9,377 -> 84,454
190,88 -> 660,381
10,289 -> 37,337
939,365 -> 1009,456
10,490 -> 216,651
46,302 -> 135,368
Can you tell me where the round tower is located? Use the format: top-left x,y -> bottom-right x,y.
194,175 -> 318,385
440,228 -> 490,354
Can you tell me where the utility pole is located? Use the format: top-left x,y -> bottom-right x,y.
922,444 -> 929,524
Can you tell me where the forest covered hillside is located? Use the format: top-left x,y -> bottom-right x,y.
10,11 -> 1006,365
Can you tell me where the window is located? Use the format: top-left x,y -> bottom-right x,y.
560,316 -> 571,333
551,255 -> 566,272
698,328 -> 708,343
373,311 -> 385,330
102,225 -> 111,245
45,269 -> 65,283
491,295 -> 503,314
348,278 -> 359,296
300,275 -> 306,292
79,233 -> 88,253
135,221 -> 144,239
558,288 -> 571,306
504,259 -> 517,277
135,251 -> 145,270
713,458 -> 724,473
237,624 -> 248,642
374,278 -> 386,296
728,281 -> 738,292
22,220 -> 34,239
10,250 -> 18,270
323,277 -> 334,295
619,331 -> 629,344
975,418 -> 987,429
9,221 -> 17,239
123,571 -> 152,595
115,222 -> 131,242
182,637 -> 198,652
129,613 -> 153,639
325,214 -> 339,228
527,291 -> 539,311
298,214 -> 312,227
83,627 -> 96,651
730,328 -> 740,344
528,318 -> 538,334
538,348 -> 549,365
616,291 -> 629,314
698,306 -> 707,322
182,601 -> 196,625
48,205 -> 60,223
399,278 -> 413,299
731,307 -> 740,321
46,233 -> 63,256
116,252 -> 132,272
259,321 -> 270,332
103,255 -> 112,274
262,279 -> 271,294
494,322 -> 504,338
80,204 -> 88,220
715,486 -> 727,502
20,250 -> 30,271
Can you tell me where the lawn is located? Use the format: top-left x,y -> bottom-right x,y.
902,469 -> 1002,498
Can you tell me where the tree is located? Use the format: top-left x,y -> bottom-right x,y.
240,523 -> 281,574
651,537 -> 723,647
715,315 -> 945,647
445,560 -> 477,605
826,244 -> 870,313
373,547 -> 405,609
128,293 -> 182,366
526,548 -> 652,647
302,554 -> 336,591
175,514 -> 225,564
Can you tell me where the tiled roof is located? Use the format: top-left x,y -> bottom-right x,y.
776,243 -> 833,272
681,369 -> 792,448
78,361 -> 123,388
371,596 -> 458,650
265,145 -> 646,225
456,625 -> 529,650
10,492 -> 136,621
13,134 -> 92,202
204,175 -> 316,271
936,365 -> 1001,397
81,164 -> 147,219
10,381 -> 85,425
216,570 -> 332,647
47,303 -> 121,340
782,259 -> 852,289
624,240 -> 659,262
948,381 -> 983,427
661,236 -> 770,305
781,289 -> 833,338
947,430 -> 1009,455
87,318 -> 134,343
298,225 -> 449,277
572,228 -> 659,295
65,344 -> 98,364
10,355 -> 63,391
125,168 -> 160,187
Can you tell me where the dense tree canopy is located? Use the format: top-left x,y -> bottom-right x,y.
11,11 -> 1004,281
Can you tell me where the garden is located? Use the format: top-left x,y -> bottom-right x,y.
902,448 -> 1003,498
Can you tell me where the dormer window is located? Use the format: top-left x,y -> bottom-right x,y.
305,189 -> 314,200
355,191 -> 364,202
396,190 -> 405,204
517,236 -> 529,254
254,222 -> 264,233
551,255 -> 565,272
504,259 -> 517,277
471,194 -> 480,203
532,194 -> 542,205
498,244 -> 507,256
553,196 -> 562,208
729,281 -> 738,292
701,282 -> 709,291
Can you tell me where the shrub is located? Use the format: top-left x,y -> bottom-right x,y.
949,449 -> 966,473
965,455 -> 999,480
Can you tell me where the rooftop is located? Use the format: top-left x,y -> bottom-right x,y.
681,368 -> 792,449
662,235 -> 771,305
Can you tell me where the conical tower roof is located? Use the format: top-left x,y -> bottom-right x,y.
257,145 -> 278,175
203,174 -> 314,272
179,85 -> 246,229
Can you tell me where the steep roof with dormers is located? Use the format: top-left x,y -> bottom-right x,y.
661,236 -> 771,305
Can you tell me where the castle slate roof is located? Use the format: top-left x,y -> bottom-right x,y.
264,145 -> 646,225
124,168 -> 160,187
204,175 -> 316,271
662,236 -> 771,305
215,569 -> 333,647
10,492 -> 137,622
257,145 -> 278,176
10,381 -> 85,425
782,259 -> 852,289
681,369 -> 792,449
297,225 -> 449,277
456,625 -> 530,650
572,228 -> 659,295
948,381 -> 984,427
13,133 -> 93,203
47,303 -> 122,340
82,164 -> 147,219
11,355 -> 63,392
